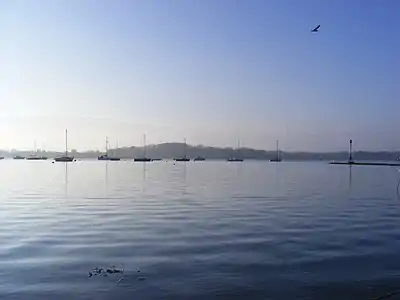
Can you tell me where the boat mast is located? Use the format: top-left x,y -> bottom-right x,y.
349,139 -> 353,162
105,136 -> 108,156
184,138 -> 187,159
143,134 -> 147,158
237,139 -> 240,159
276,140 -> 279,160
65,129 -> 68,157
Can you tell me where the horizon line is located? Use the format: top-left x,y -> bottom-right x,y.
0,141 -> 399,154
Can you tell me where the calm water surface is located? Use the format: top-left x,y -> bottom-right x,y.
1,160 -> 400,299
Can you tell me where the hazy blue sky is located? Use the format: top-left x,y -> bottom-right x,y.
1,0 -> 399,151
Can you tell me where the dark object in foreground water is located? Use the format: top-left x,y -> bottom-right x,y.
89,265 -> 124,282
330,161 -> 400,167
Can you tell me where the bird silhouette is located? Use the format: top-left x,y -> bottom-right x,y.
311,25 -> 320,32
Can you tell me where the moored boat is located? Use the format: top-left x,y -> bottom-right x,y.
54,129 -> 74,162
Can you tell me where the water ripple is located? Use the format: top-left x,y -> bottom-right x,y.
1,161 -> 400,299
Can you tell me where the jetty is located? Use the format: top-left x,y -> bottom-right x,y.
330,161 -> 400,166
329,139 -> 400,166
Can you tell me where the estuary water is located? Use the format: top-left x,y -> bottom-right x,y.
1,160 -> 400,299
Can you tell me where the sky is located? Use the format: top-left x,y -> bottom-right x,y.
0,0 -> 399,152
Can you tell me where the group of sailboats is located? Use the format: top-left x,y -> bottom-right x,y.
4,131 -> 72,162
97,134 -> 154,162
174,138 -> 190,162
1,131 -> 283,162
226,140 -> 282,162
26,141 -> 48,160
172,139 -> 206,161
10,141 -> 48,160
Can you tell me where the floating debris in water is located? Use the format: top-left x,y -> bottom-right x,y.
89,265 -> 124,283
88,265 -> 147,283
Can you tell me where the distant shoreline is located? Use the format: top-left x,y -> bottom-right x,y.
1,143 -> 399,161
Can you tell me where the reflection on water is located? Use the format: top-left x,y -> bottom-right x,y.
105,161 -> 108,196
64,162 -> 68,197
169,161 -> 188,195
396,169 -> 400,201
1,161 -> 400,299
182,162 -> 187,194
347,165 -> 352,192
176,162 -> 187,195
142,162 -> 147,192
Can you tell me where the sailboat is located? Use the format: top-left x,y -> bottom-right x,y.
227,140 -> 243,162
26,140 -> 48,160
270,140 -> 282,162
13,155 -> 25,160
98,137 -> 110,160
174,138 -> 190,161
194,156 -> 206,161
98,137 -> 120,161
134,134 -> 152,162
54,129 -> 74,162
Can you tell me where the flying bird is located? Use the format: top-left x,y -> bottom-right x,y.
311,25 -> 320,32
